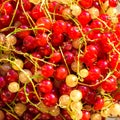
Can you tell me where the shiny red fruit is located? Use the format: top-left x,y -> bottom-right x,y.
53,20 -> 66,34
41,64 -> 54,78
54,66 -> 68,81
38,79 -> 53,93
102,76 -> 117,92
43,93 -> 58,107
81,110 -> 90,120
1,89 -> 16,103
79,0 -> 93,8
94,96 -> 104,110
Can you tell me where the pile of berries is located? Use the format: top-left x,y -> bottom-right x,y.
0,0 -> 120,119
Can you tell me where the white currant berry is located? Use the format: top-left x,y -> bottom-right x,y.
6,35 -> 17,46
101,109 -> 111,117
91,113 -> 102,120
70,4 -> 82,17
66,74 -> 78,87
71,110 -> 83,120
19,69 -> 32,84
70,101 -> 83,111
107,7 -> 118,17
88,7 -> 99,19
70,89 -> 82,102
14,103 -> 27,116
8,82 -> 20,93
79,69 -> 89,78
12,59 -> 24,71
59,94 -> 70,108
109,103 -> 120,117
62,8 -> 71,20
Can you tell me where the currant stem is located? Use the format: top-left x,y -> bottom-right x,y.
59,46 -> 70,74
2,108 -> 19,120
9,0 -> 19,27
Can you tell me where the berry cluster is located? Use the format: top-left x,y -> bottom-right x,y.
0,0 -> 120,120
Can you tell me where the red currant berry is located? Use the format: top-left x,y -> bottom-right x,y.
81,110 -> 90,120
68,26 -> 82,39
6,69 -> 18,83
49,51 -> 62,63
43,93 -> 58,107
38,79 -> 53,93
85,66 -> 101,82
59,82 -> 73,95
102,76 -> 117,92
54,66 -> 68,81
23,35 -> 37,50
78,11 -> 91,26
16,25 -> 31,39
31,5 -> 45,20
36,17 -> 52,32
94,96 -> 104,110
53,20 -> 66,34
79,0 -> 93,8
41,64 -> 54,78
36,33 -> 48,47
1,89 -> 16,103
109,0 -> 118,7
63,51 -> 74,65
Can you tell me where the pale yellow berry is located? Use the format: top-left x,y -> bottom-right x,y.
111,16 -> 118,24
12,59 -> 24,71
19,69 -> 32,84
71,111 -> 83,120
101,109 -> 111,117
8,82 -> 20,93
59,95 -> 70,108
6,35 -> 17,46
14,103 -> 27,116
79,69 -> 89,78
70,4 -> 82,17
70,101 -> 83,111
109,103 -> 120,117
88,7 -> 99,19
70,90 -> 82,102
91,113 -> 102,120
66,74 -> 78,87
62,8 -> 71,20
107,7 -> 118,17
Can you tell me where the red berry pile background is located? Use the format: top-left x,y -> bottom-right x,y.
0,0 -> 120,119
